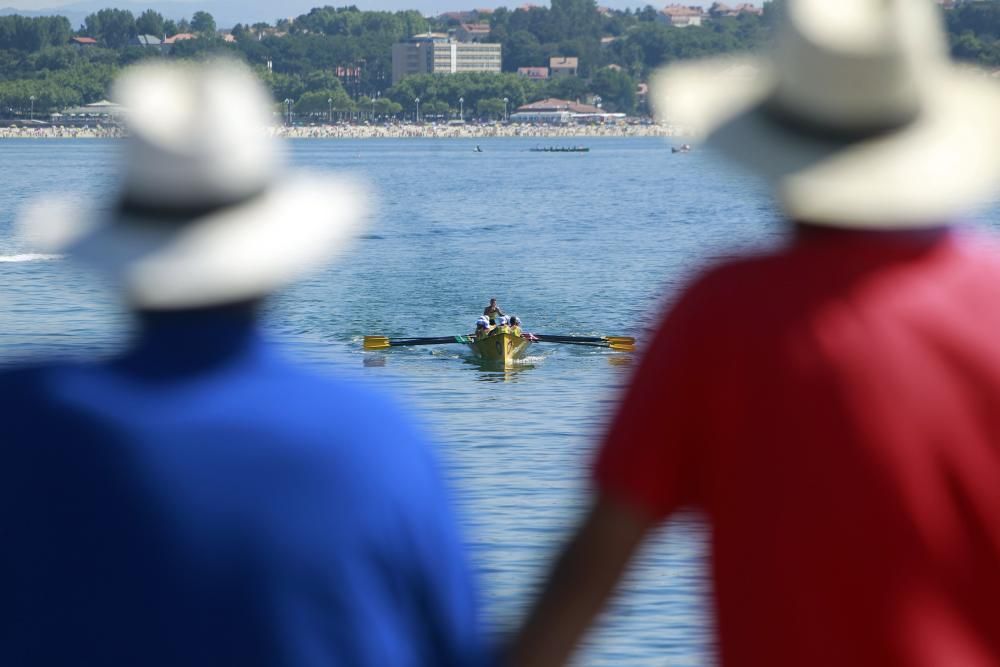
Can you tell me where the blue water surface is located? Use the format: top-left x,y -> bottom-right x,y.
4,136 -> 999,665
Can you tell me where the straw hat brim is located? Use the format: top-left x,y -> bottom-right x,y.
19,172 -> 369,309
653,58 -> 1000,228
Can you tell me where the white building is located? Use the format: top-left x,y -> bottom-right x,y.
657,4 -> 706,27
391,34 -> 502,84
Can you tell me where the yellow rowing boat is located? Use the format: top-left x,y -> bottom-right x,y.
467,331 -> 532,366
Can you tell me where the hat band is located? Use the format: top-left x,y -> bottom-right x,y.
761,98 -> 919,143
116,187 -> 269,226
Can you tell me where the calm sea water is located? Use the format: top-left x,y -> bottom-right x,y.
4,137 -> 1000,665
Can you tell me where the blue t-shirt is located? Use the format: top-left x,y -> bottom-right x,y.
0,312 -> 485,666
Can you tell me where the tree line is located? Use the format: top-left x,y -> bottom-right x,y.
1,0 -> 998,120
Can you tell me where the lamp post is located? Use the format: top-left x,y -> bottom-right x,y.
29,95 -> 35,122
414,96 -> 420,124
283,98 -> 292,126
503,96 -> 508,122
328,97 -> 332,124
459,96 -> 464,121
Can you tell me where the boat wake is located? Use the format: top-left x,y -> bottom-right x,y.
0,253 -> 63,263
518,355 -> 546,364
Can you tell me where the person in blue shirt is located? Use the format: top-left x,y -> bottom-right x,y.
1,59 -> 485,667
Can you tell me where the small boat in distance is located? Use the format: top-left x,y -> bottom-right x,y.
530,145 -> 590,153
672,144 -> 692,153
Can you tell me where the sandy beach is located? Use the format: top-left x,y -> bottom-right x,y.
0,121 -> 685,140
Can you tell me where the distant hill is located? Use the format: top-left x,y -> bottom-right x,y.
0,5 -> 87,27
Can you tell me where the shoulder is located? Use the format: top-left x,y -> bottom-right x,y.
662,251 -> 786,326
262,362 -> 426,434
0,361 -> 109,448
0,362 -> 76,404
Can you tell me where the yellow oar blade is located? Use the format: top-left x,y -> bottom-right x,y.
363,336 -> 391,350
604,336 -> 635,345
608,342 -> 635,351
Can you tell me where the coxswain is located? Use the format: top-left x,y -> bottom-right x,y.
483,298 -> 504,324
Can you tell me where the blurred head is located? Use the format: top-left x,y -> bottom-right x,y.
510,315 -> 521,326
651,0 -> 1000,229
19,58 -> 368,310
489,298 -> 497,306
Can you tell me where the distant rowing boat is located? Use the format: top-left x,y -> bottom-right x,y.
530,146 -> 590,153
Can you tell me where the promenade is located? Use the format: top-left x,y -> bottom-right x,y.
0,121 -> 685,140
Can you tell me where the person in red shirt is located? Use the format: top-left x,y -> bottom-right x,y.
508,1 -> 1000,665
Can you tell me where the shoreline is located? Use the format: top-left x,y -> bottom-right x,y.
0,122 -> 687,140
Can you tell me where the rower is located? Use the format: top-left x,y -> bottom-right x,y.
493,316 -> 510,335
509,315 -> 522,337
474,316 -> 491,338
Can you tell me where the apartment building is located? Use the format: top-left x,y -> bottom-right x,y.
391,33 -> 502,84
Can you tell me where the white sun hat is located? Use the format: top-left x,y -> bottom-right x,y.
651,0 -> 1000,229
18,58 -> 369,309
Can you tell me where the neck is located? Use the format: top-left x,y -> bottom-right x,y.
115,302 -> 263,378
792,221 -> 953,244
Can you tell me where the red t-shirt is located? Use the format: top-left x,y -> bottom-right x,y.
596,227 -> 1000,666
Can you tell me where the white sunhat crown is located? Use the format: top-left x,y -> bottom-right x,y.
19,58 -> 369,309
117,59 -> 279,209
652,0 -> 1000,228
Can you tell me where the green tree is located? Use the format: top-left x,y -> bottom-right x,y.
477,97 -> 505,119
0,15 -> 71,51
591,65 -> 636,113
136,9 -> 164,38
191,11 -> 216,35
373,96 -> 401,117
422,98 -> 449,118
295,89 -> 353,116
506,30 -> 544,70
84,9 -> 136,49
542,74 -> 587,101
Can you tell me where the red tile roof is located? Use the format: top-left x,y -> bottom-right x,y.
163,33 -> 196,44
661,4 -> 705,17
516,98 -> 603,114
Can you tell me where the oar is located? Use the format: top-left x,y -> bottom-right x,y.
363,335 -> 472,350
530,334 -> 635,345
523,334 -> 633,351
547,339 -> 635,351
